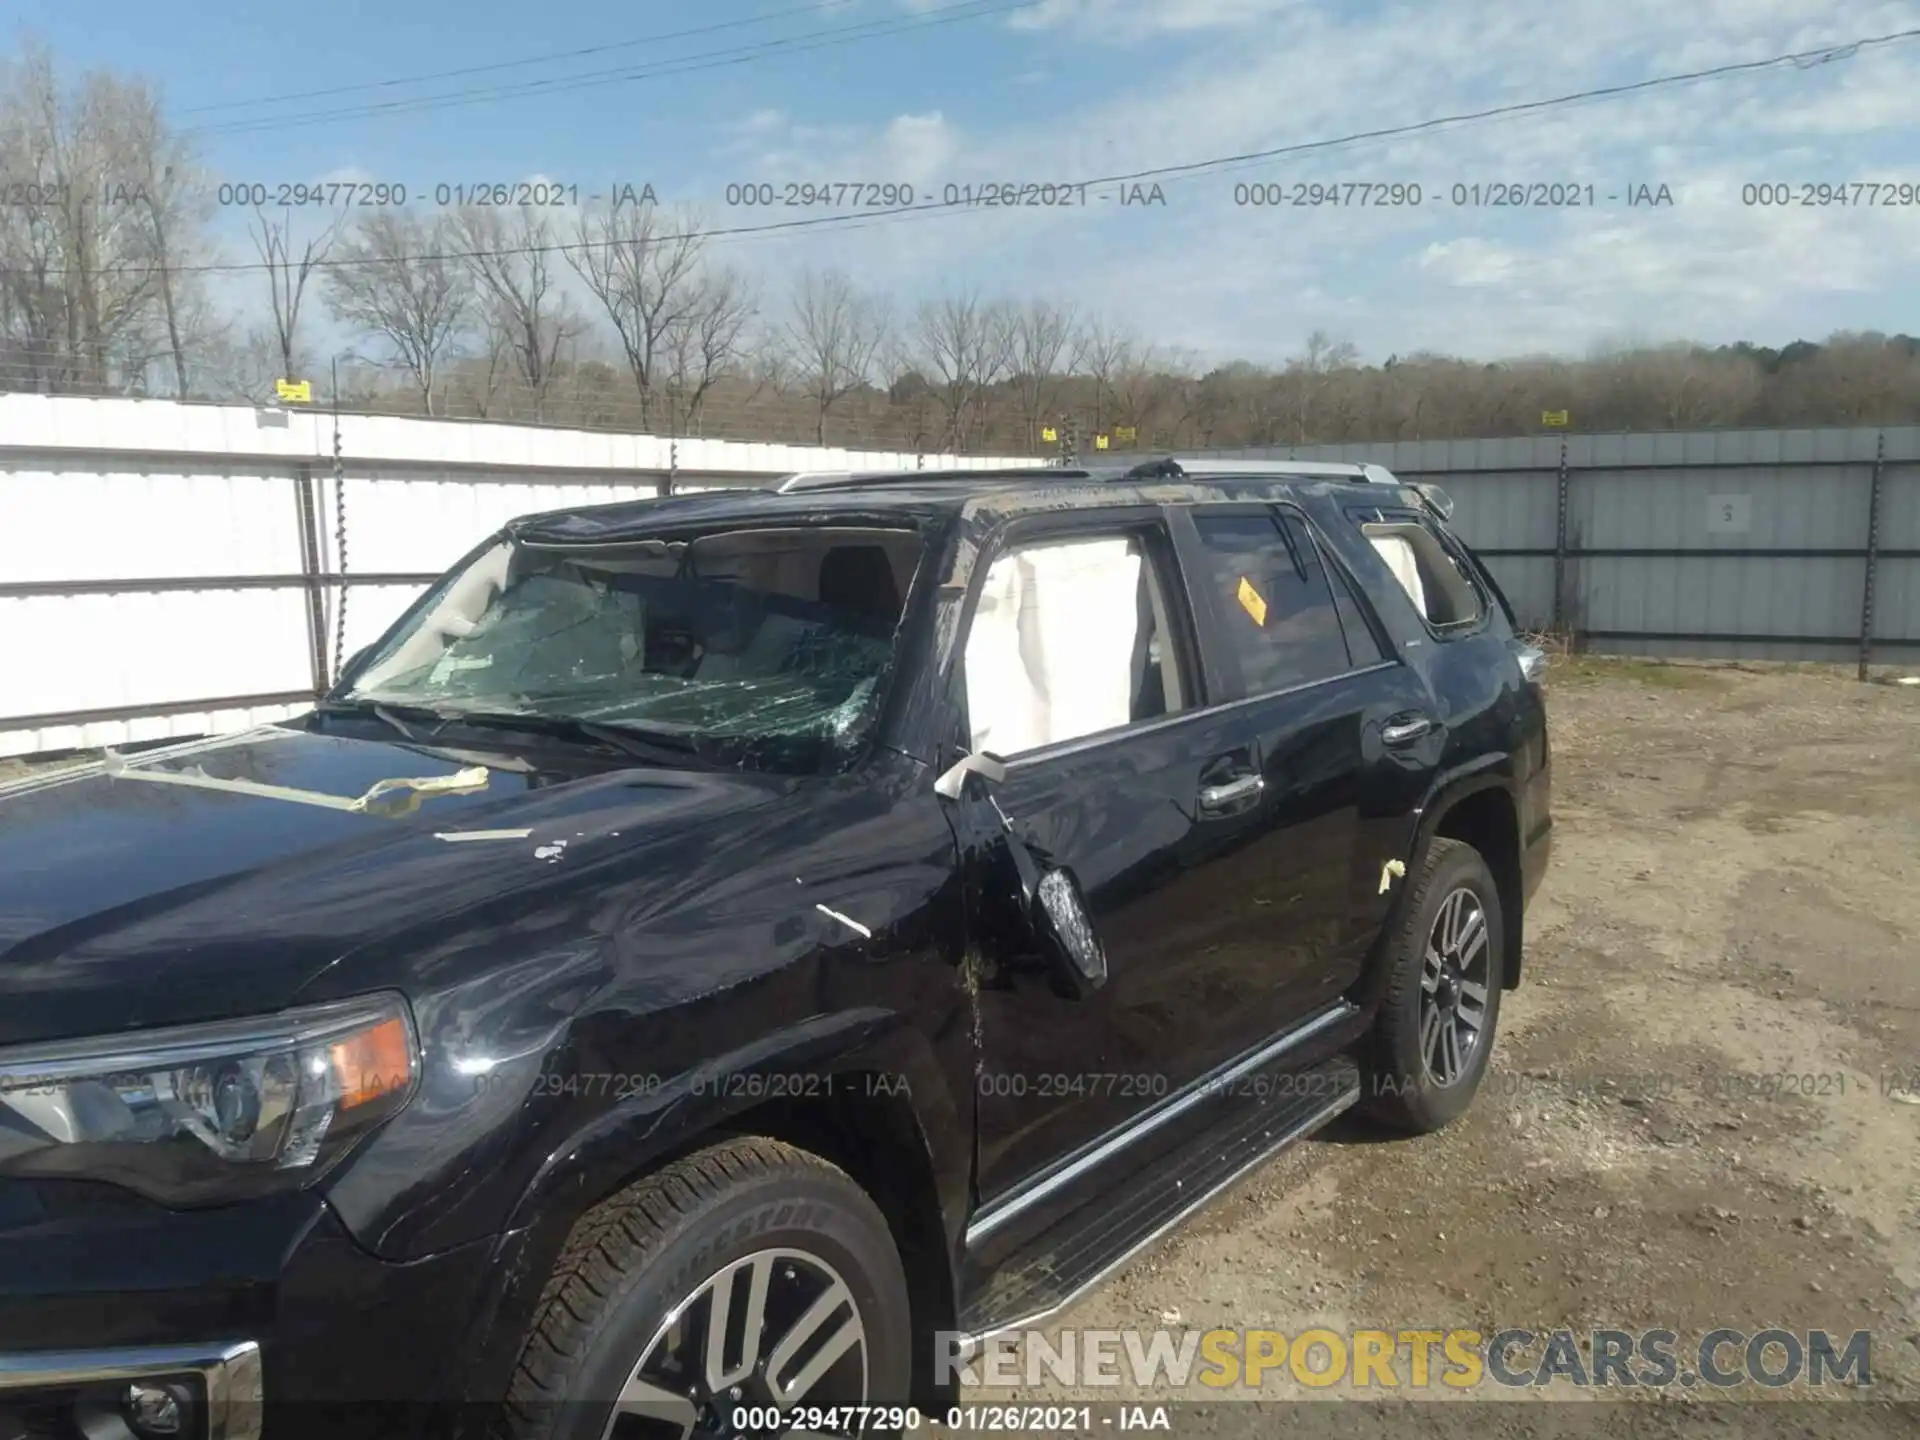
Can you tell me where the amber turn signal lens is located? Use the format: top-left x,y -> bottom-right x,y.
330,1016 -> 415,1110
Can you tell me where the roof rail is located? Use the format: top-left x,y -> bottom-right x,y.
775,466 -> 1089,494
1125,455 -> 1402,486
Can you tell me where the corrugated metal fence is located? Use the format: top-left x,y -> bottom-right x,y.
1198,425 -> 1920,670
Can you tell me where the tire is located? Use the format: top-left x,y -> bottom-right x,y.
499,1137 -> 913,1440
1358,837 -> 1506,1134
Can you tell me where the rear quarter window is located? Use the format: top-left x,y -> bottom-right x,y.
1359,516 -> 1487,631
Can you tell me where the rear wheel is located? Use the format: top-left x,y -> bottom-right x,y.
500,1137 -> 912,1440
1359,837 -> 1505,1134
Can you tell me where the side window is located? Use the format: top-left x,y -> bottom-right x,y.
1190,509 -> 1353,693
1362,517 -> 1486,629
1291,516 -> 1386,668
962,530 -> 1190,758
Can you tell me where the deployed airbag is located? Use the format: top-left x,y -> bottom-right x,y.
964,537 -> 1142,756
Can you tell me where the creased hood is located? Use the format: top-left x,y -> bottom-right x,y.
0,724 -> 782,1046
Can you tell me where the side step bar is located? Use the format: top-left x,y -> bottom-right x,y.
957,1056 -> 1360,1346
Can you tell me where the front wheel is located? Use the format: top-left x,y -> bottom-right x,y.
499,1137 -> 912,1440
1359,837 -> 1506,1134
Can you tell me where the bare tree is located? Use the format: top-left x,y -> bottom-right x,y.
323,212 -> 472,415
880,336 -> 938,452
454,204 -> 583,422
781,269 -> 889,445
913,291 -> 1014,451
1284,329 -> 1360,443
1007,299 -> 1077,448
1111,342 -> 1177,446
567,199 -> 705,428
249,204 -> 343,386
0,78 -> 69,392
663,265 -> 758,433
116,83 -> 219,397
0,47 -> 177,393
1076,316 -> 1135,432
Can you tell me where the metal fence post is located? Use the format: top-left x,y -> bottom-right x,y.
1552,436 -> 1570,639
292,465 -> 331,699
1858,428 -> 1886,681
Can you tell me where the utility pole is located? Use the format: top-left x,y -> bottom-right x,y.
1042,415 -> 1082,467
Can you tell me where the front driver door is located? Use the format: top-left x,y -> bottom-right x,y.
948,512 -> 1281,1208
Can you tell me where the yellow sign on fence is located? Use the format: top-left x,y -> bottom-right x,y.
1094,434 -> 1110,450
1541,409 -> 1569,427
1114,425 -> 1138,443
277,378 -> 312,403
1041,425 -> 1058,442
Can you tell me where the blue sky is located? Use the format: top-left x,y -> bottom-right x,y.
9,0 -> 1920,365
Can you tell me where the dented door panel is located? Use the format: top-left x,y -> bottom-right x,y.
961,702 -> 1277,1206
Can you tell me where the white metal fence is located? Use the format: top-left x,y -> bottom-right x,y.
0,395 -> 1040,757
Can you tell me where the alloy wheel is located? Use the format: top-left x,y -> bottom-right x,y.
1419,885 -> 1491,1087
602,1247 -> 869,1439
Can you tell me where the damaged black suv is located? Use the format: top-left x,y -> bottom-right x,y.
0,457 -> 1550,1440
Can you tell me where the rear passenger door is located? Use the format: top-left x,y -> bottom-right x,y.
1173,502 -> 1439,1033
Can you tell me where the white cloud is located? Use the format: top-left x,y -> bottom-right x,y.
878,112 -> 964,180
1419,239 -> 1518,287
707,0 -> 1920,360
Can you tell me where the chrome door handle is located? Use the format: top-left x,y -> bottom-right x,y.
1198,774 -> 1264,812
1381,716 -> 1433,746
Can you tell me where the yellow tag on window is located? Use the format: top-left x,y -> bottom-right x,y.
1236,575 -> 1268,626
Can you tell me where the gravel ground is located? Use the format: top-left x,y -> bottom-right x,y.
954,658 -> 1920,1434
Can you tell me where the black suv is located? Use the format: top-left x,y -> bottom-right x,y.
0,458 -> 1550,1440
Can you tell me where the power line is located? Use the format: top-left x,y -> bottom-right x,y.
25,23 -> 1920,279
184,0 -> 1039,137
178,0 -> 878,116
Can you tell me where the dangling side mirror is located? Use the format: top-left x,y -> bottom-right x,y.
934,747 -> 1108,1000
1031,866 -> 1107,999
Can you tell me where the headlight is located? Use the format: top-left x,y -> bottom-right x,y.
0,994 -> 418,1206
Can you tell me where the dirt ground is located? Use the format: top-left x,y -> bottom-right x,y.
954,658 -> 1920,1434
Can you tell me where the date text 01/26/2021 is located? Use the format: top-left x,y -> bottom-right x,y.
1229,181 -> 1676,207
727,1405 -> 1172,1432
207,181 -> 660,209
721,181 -> 1167,208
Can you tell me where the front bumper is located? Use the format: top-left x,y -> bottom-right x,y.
0,1183 -> 498,1440
0,1342 -> 261,1440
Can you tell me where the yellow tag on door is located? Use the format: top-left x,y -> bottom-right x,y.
1236,576 -> 1268,626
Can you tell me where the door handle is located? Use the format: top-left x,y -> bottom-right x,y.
1381,715 -> 1433,746
1198,773 -> 1264,813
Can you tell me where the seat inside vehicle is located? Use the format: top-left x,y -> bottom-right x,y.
817,543 -> 906,633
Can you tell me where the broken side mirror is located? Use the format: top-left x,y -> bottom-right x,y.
934,748 -> 1109,1000
1031,865 -> 1107,1000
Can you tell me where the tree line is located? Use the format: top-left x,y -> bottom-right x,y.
4,45 -> 1918,454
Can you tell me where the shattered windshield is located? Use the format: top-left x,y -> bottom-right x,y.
337,523 -> 926,774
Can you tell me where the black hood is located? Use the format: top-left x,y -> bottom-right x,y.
0,723 -> 783,1047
